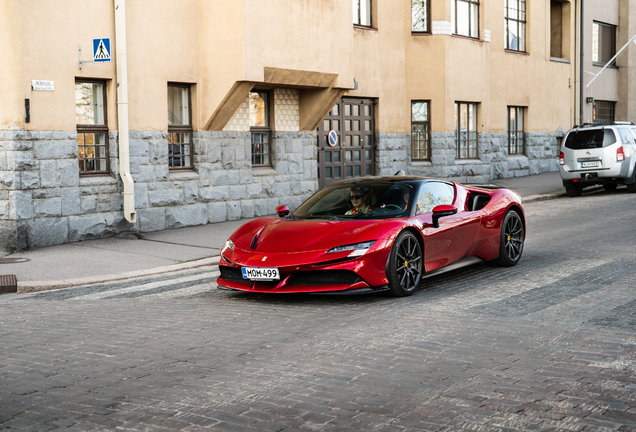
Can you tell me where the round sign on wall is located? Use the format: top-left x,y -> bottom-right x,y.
328,130 -> 338,147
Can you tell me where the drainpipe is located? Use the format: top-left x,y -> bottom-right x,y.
114,0 -> 136,223
579,0 -> 584,124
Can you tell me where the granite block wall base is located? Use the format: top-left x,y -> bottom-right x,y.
0,130 -> 317,251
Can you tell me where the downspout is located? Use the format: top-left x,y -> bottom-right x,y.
575,0 -> 583,126
579,0 -> 584,124
114,0 -> 136,223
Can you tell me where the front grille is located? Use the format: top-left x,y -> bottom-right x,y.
288,270 -> 361,286
219,267 -> 244,283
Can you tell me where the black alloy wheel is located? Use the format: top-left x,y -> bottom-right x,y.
387,231 -> 423,297
491,209 -> 524,267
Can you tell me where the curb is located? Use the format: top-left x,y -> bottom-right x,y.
522,192 -> 565,203
17,256 -> 221,294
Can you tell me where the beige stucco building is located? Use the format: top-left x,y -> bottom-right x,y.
1,0 -> 580,250
580,0 -> 636,124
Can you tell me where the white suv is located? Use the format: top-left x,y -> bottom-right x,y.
559,122 -> 636,197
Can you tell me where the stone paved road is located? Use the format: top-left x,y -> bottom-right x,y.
1,190 -> 636,431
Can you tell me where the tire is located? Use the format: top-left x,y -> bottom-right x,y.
603,183 -> 618,191
491,210 -> 524,267
628,183 -> 636,193
386,231 -> 423,297
565,187 -> 582,197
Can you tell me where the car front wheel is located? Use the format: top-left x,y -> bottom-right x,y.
491,209 -> 524,267
387,231 -> 423,297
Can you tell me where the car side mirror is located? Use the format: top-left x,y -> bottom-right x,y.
431,205 -> 457,228
275,205 -> 290,217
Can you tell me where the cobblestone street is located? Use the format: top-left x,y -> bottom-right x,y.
1,191 -> 636,431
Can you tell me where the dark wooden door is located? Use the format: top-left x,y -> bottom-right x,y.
317,98 -> 375,188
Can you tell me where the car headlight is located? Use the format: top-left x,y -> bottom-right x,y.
327,240 -> 376,257
222,239 -> 235,254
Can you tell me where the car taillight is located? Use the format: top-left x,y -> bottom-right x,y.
559,151 -> 565,165
617,146 -> 625,162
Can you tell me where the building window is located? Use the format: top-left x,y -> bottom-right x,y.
453,0 -> 479,38
353,0 -> 371,27
593,21 -> 617,67
411,101 -> 430,160
593,100 -> 616,123
75,80 -> 109,174
505,0 -> 526,51
412,0 -> 430,33
250,91 -> 271,166
508,107 -> 525,155
550,0 -> 571,59
454,102 -> 478,159
167,84 -> 193,169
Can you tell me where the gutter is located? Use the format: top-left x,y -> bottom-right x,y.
114,0 -> 136,223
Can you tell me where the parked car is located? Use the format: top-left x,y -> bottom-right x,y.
217,176 -> 525,297
559,122 -> 636,196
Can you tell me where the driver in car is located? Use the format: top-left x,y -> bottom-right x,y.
346,187 -> 372,215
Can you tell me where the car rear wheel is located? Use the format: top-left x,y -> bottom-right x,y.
491,210 -> 524,267
387,231 -> 422,297
603,183 -> 618,191
565,186 -> 582,197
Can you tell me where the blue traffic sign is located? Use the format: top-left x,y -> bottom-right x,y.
328,130 -> 338,147
93,38 -> 111,63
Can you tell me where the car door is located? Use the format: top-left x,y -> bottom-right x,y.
414,182 -> 481,272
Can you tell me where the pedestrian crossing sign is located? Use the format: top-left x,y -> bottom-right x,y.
93,38 -> 111,63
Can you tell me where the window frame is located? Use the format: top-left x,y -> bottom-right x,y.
507,106 -> 526,155
75,79 -> 110,175
454,102 -> 479,159
167,83 -> 194,171
592,21 -> 617,68
453,0 -> 480,39
250,90 -> 272,167
353,0 -> 372,28
505,0 -> 526,52
411,100 -> 431,161
411,0 -> 431,34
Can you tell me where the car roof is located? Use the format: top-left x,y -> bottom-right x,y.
569,121 -> 634,131
328,176 -> 450,187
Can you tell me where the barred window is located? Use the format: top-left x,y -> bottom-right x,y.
455,102 -> 478,159
75,80 -> 109,174
167,84 -> 193,169
411,101 -> 430,160
412,0 -> 430,33
508,106 -> 525,155
250,91 -> 271,166
593,100 -> 616,124
505,0 -> 526,51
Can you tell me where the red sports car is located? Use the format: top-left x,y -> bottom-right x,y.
217,176 -> 525,297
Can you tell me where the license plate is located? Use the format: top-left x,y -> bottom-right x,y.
241,267 -> 280,280
581,161 -> 600,168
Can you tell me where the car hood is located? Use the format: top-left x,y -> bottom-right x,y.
232,218 -> 396,253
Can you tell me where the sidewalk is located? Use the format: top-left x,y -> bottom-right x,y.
0,172 -> 566,293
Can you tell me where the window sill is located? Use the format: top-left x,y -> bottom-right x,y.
452,34 -> 484,42
169,170 -> 199,181
80,175 -> 117,186
550,57 -> 571,64
592,62 -> 618,69
505,49 -> 529,55
455,159 -> 481,164
410,160 -> 432,166
353,25 -> 378,31
252,167 -> 277,176
411,32 -> 432,36
507,154 -> 528,159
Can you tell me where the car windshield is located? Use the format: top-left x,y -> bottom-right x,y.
293,180 -> 414,220
564,128 -> 617,149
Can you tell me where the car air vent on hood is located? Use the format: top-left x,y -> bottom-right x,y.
250,227 -> 265,250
